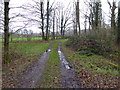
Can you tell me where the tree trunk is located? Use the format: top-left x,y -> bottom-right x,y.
84,15 -> 87,33
88,16 -> 91,31
75,0 -> 80,36
52,10 -> 55,39
77,0 -> 81,35
41,1 -> 45,40
61,15 -> 63,38
4,2 -> 10,64
117,7 -> 120,45
95,3 -> 99,29
45,0 -> 49,41
111,12 -> 116,29
56,18 -> 58,39
10,33 -> 13,42
74,16 -> 77,36
63,26 -> 65,38
108,1 -> 116,30
111,2 -> 116,30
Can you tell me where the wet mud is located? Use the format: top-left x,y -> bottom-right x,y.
58,43 -> 81,88
17,44 -> 54,88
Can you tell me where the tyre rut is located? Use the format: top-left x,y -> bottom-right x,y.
57,42 -> 81,88
17,42 -> 56,88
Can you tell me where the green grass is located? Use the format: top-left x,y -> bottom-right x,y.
11,37 -> 42,41
38,39 -> 68,88
0,37 -> 43,42
61,43 -> 119,76
0,38 -> 2,42
10,42 -> 48,56
38,42 -> 61,88
2,40 -> 54,88
0,37 -> 68,42
53,39 -> 68,43
11,37 -> 59,41
3,41 -> 52,75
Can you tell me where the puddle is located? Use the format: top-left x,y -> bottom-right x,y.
48,49 -> 51,52
58,45 -> 71,70
58,43 -> 80,88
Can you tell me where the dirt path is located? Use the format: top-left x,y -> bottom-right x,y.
16,41 -> 80,88
17,43 -> 55,88
58,43 -> 81,88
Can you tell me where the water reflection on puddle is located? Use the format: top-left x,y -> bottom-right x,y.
58,48 -> 71,70
48,49 -> 51,52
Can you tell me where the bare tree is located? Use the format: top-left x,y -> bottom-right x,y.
76,0 -> 81,35
117,1 -> 120,45
4,1 -> 10,64
40,1 -> 45,40
107,0 -> 117,30
84,13 -> 87,33
52,10 -> 55,39
16,0 -> 45,40
92,0 -> 102,30
45,0 -> 50,40
84,0 -> 102,30
60,11 -> 64,38
61,3 -> 72,38
0,2 -> 4,32
20,0 -> 55,41
53,2 -> 72,38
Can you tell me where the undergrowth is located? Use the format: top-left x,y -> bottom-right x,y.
66,36 -> 113,56
62,42 -> 119,76
61,42 -> 119,88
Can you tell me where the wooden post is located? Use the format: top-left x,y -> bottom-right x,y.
4,1 -> 10,64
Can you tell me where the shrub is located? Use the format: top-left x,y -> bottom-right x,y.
66,36 -> 112,56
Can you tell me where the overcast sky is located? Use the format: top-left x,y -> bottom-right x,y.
7,0 -> 119,33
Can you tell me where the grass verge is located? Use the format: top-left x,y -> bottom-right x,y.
2,40 -> 52,88
38,42 -> 61,88
61,42 -> 119,88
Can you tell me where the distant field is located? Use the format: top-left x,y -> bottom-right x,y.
0,37 -> 55,42
10,37 -> 42,41
0,37 -> 41,42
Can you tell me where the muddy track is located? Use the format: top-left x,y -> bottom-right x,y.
17,43 -> 56,88
16,41 -> 80,88
58,43 -> 81,88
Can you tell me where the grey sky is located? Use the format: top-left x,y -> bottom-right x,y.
8,0 -> 118,33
